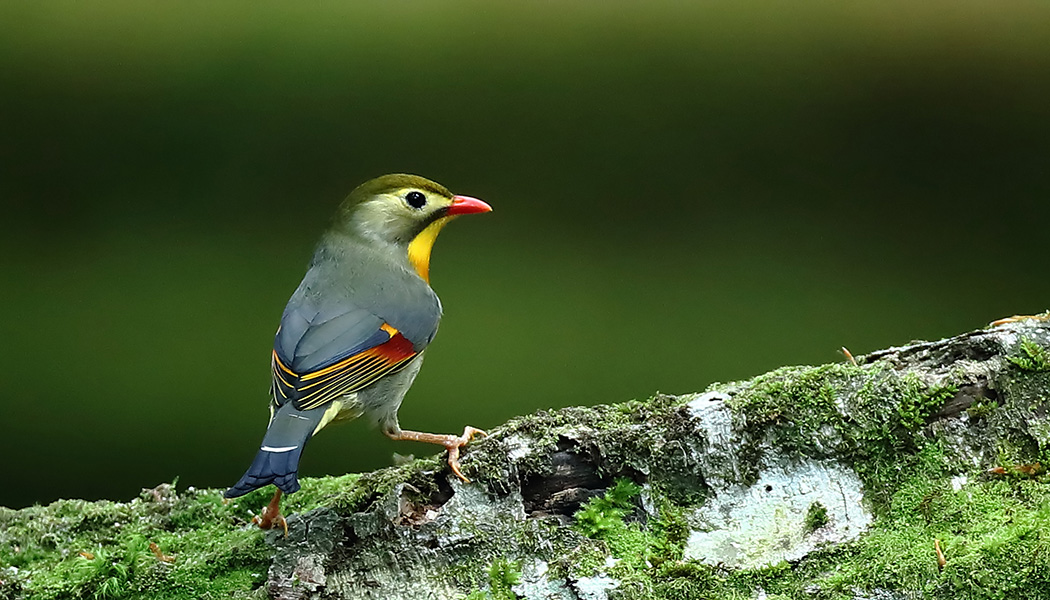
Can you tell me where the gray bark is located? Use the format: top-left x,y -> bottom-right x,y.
264,318 -> 1050,600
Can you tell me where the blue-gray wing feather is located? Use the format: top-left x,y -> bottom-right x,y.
274,238 -> 442,379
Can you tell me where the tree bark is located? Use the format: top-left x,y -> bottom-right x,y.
2,319 -> 1049,600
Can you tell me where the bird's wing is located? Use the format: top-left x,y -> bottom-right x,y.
277,302 -> 389,372
271,309 -> 420,412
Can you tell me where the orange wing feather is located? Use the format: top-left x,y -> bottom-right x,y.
271,324 -> 417,411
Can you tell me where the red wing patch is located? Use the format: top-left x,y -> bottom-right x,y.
271,324 -> 417,411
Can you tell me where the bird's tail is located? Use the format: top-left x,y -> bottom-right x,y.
224,403 -> 326,498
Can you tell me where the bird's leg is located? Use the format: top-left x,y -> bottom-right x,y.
990,312 -> 1050,327
251,488 -> 289,537
386,426 -> 487,482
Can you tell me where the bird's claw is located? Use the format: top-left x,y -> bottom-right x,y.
446,426 -> 488,483
460,426 -> 488,443
253,511 -> 289,538
252,490 -> 289,537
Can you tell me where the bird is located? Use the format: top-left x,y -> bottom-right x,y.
224,173 -> 492,532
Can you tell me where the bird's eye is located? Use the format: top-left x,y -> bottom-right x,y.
405,191 -> 427,209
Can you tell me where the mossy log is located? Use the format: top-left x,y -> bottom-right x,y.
3,319 -> 1050,600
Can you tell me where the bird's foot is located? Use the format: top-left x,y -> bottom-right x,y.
445,426 -> 488,482
251,489 -> 288,537
990,311 -> 1050,327
387,426 -> 488,483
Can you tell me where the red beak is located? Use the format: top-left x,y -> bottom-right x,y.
446,195 -> 493,216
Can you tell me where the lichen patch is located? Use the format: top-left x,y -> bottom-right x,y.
684,457 -> 871,568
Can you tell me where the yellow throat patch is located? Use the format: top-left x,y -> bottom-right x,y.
407,216 -> 453,282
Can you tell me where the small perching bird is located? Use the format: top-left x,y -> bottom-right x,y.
224,174 -> 492,531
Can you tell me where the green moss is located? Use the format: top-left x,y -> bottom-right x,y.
559,540 -> 610,581
280,472 -> 361,513
575,479 -> 642,539
719,361 -> 958,509
727,364 -> 849,425
803,502 -> 828,533
723,364 -> 856,485
809,471 -> 1050,598
460,558 -> 522,600
576,481 -> 653,577
0,485 -> 270,600
56,537 -> 152,599
647,501 -> 690,567
573,479 -> 645,570
278,457 -> 442,514
1008,337 -> 1050,372
895,373 -> 956,430
571,479 -> 716,598
486,558 -> 522,600
643,561 -> 724,600
967,399 -> 1000,420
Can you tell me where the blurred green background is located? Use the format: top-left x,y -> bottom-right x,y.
1,1 -> 1048,509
